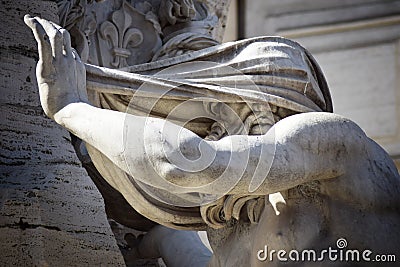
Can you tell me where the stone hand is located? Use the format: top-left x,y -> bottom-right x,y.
24,15 -> 88,120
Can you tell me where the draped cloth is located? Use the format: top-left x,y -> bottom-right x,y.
83,36 -> 332,230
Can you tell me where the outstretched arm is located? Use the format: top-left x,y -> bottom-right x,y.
25,16 -> 367,197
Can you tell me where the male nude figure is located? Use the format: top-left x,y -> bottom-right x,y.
25,15 -> 400,266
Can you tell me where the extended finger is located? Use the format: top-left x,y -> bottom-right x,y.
49,20 -> 67,58
24,15 -> 52,63
60,28 -> 72,56
76,63 -> 88,102
35,17 -> 63,59
48,20 -> 63,31
71,48 -> 88,102
71,48 -> 82,63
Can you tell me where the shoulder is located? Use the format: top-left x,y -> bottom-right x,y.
275,112 -> 365,136
272,112 -> 369,151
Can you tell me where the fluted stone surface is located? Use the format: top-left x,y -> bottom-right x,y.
0,1 -> 125,266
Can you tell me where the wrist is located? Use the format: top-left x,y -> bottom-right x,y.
53,102 -> 88,127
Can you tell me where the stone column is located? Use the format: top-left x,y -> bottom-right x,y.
0,1 -> 125,265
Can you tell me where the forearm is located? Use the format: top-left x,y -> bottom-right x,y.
52,102 -> 237,194
52,102 -> 218,191
54,103 -> 129,172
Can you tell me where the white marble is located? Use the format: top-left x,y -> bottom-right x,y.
25,12 -> 400,266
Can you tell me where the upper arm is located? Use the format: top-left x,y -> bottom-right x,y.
243,112 -> 369,195
151,112 -> 369,196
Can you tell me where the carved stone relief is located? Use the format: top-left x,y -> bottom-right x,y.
57,0 -> 228,67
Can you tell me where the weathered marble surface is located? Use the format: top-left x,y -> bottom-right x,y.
0,1 -> 125,266
20,0 -> 400,266
25,11 -> 400,267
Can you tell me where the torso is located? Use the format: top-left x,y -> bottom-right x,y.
208,140 -> 400,266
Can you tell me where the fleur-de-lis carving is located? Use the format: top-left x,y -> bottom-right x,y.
100,1 -> 144,68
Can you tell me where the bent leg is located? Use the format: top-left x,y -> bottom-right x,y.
138,225 -> 212,267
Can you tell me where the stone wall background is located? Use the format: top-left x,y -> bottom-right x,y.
239,0 -> 400,169
0,1 -> 125,265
